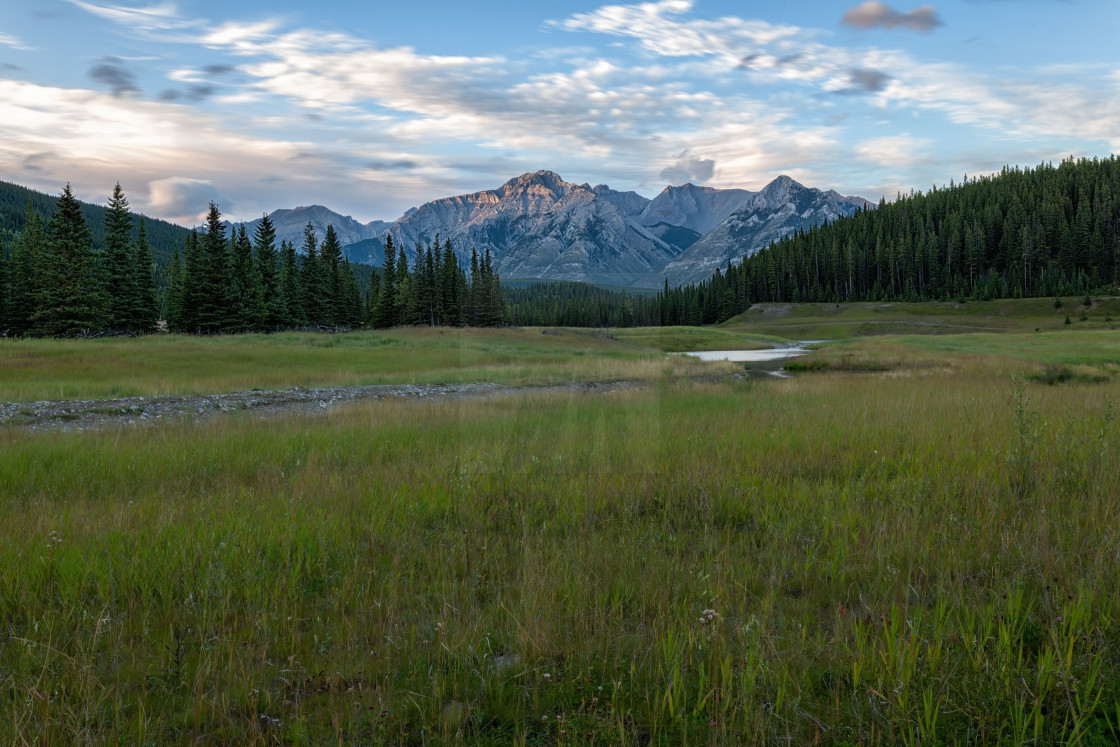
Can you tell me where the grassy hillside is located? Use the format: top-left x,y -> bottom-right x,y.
725,295 -> 1120,339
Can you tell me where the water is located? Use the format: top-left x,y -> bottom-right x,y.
677,348 -> 808,362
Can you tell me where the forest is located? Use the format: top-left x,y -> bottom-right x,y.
725,155 -> 1120,305
2,156 -> 1119,337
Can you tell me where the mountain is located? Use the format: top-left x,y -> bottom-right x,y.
639,176 -> 872,287
0,179 -> 192,269
636,184 -> 754,251
351,171 -> 683,286
227,205 -> 389,250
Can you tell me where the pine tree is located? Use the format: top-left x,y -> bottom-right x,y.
395,244 -> 410,326
365,267 -> 380,327
8,202 -> 46,336
469,246 -> 480,326
196,202 -> 231,333
165,246 -> 184,331
230,224 -> 266,332
300,223 -> 324,326
0,236 -> 9,334
102,182 -> 137,331
319,224 -> 345,326
178,230 -> 205,332
131,217 -> 159,332
279,239 -> 304,327
375,235 -> 397,328
33,184 -> 107,336
253,214 -> 283,329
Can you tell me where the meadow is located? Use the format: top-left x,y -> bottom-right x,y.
2,300 -> 1120,744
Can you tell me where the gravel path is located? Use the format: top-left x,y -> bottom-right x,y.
0,380 -> 643,433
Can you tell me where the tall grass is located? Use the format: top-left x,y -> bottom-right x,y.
3,355 -> 1120,743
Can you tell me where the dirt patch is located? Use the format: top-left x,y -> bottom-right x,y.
0,380 -> 645,433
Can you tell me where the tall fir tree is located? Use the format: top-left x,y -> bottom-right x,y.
395,243 -> 410,326
300,223 -> 325,325
0,236 -> 8,333
178,230 -> 205,332
278,239 -> 304,327
230,224 -> 266,331
8,202 -> 46,336
319,224 -> 345,326
164,246 -> 184,331
131,217 -> 159,332
196,202 -> 231,333
365,266 -> 380,326
253,214 -> 283,329
102,182 -> 137,331
375,235 -> 397,328
33,185 -> 107,336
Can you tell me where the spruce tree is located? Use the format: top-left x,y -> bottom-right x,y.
0,236 -> 8,334
395,244 -> 410,326
230,224 -> 266,331
375,235 -> 397,328
131,217 -> 159,332
102,182 -> 136,331
33,185 -> 107,336
178,230 -> 205,332
253,214 -> 283,329
196,202 -> 231,333
300,223 -> 324,326
365,267 -> 379,326
469,246 -> 480,326
8,202 -> 46,336
165,246 -> 184,332
279,239 -> 304,328
319,225 -> 345,326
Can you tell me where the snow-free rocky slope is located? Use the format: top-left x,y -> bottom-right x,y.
638,176 -> 872,287
237,172 -> 871,287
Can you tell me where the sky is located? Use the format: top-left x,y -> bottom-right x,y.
0,0 -> 1118,225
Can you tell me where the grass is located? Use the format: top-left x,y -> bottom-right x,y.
725,295 -> 1120,339
0,327 -> 750,403
4,322 -> 1120,743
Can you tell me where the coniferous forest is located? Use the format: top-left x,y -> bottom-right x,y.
725,156 -> 1120,305
2,156 -> 1119,337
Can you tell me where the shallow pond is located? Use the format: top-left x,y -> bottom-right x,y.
677,348 -> 808,362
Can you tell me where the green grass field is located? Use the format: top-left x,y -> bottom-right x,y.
3,301 -> 1120,744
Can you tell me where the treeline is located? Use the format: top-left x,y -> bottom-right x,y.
505,282 -> 660,327
0,178 -> 190,268
0,185 -> 159,336
728,156 -> 1120,304
369,235 -> 504,328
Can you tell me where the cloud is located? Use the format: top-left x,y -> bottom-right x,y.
202,64 -> 236,75
147,177 -> 227,222
659,153 -> 715,184
65,0 -> 199,33
833,68 -> 892,94
88,57 -> 139,96
364,159 -> 420,172
0,33 -> 32,50
855,134 -> 934,167
841,2 -> 943,32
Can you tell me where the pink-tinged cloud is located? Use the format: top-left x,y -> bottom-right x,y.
842,2 -> 943,32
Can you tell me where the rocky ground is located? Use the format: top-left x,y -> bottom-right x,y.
0,380 -> 645,433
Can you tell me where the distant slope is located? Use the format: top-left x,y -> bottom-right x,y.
640,176 -> 871,287
227,205 -> 389,252
0,179 -> 192,267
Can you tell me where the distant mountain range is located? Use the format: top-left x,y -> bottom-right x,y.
235,170 -> 872,288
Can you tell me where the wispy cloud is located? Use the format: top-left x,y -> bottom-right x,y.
841,2 -> 944,32
87,56 -> 139,96
0,32 -> 33,51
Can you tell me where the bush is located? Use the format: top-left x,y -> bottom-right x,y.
1053,297 -> 1063,309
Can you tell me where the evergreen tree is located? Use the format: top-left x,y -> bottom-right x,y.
8,202 -> 46,336
178,230 -> 205,332
278,239 -> 304,327
230,224 -> 266,331
365,267 -> 380,326
300,223 -> 324,325
375,235 -> 397,328
165,246 -> 184,331
253,214 -> 283,329
33,184 -> 107,336
0,236 -> 8,333
131,217 -> 159,332
195,202 -> 231,333
395,243 -> 410,326
319,224 -> 345,325
469,246 -> 480,326
102,182 -> 136,330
